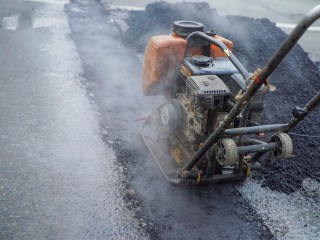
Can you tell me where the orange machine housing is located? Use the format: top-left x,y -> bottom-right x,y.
142,33 -> 233,96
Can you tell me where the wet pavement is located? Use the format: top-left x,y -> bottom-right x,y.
0,0 -> 319,239
0,1 -> 147,239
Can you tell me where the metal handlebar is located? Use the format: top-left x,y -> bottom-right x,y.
184,32 -> 251,79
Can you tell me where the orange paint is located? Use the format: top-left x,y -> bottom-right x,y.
142,33 -> 233,95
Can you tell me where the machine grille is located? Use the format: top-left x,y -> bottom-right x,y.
185,75 -> 230,109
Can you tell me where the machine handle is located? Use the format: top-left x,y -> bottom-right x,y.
184,31 -> 251,79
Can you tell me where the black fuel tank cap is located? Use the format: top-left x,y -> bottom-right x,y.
191,55 -> 214,66
173,21 -> 204,37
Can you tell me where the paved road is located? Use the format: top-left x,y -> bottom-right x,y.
1,0 -> 319,240
0,0 -> 273,239
0,0 -> 146,239
68,0 -> 320,239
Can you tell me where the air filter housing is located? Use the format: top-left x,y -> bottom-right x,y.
185,75 -> 230,110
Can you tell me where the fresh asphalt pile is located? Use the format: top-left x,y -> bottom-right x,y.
123,2 -> 320,193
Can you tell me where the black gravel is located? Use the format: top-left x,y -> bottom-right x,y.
123,1 -> 320,193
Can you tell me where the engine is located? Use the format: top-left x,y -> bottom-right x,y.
177,74 -> 231,143
154,74 -> 232,146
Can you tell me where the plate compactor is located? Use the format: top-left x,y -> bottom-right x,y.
140,6 -> 320,184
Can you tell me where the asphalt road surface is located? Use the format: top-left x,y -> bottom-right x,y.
0,0 -> 319,240
0,0 -> 146,239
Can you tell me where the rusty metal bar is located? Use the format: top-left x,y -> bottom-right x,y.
237,143 -> 277,155
243,138 -> 266,145
222,124 -> 288,137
